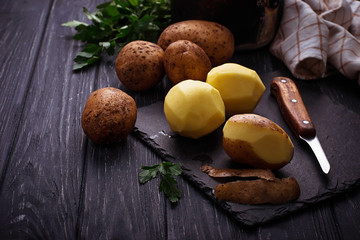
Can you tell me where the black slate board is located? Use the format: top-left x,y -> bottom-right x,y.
132,74 -> 360,226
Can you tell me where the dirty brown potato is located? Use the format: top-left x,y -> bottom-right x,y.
158,20 -> 235,66
213,177 -> 301,205
115,40 -> 165,91
164,40 -> 212,84
81,87 -> 137,145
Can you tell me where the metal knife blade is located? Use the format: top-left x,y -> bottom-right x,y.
270,77 -> 331,174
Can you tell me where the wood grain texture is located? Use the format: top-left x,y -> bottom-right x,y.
0,0 -> 53,186
256,202 -> 342,240
77,57 -> 168,239
271,77 -> 316,138
78,136 -> 166,240
0,0 -> 359,239
0,0 -> 98,238
331,189 -> 360,239
166,177 -> 258,240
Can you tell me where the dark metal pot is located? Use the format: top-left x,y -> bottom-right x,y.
171,0 -> 283,51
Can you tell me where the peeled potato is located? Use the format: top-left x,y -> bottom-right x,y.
206,63 -> 265,115
223,114 -> 294,170
164,80 -> 225,139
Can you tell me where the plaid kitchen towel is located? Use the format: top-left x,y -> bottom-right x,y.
270,0 -> 360,85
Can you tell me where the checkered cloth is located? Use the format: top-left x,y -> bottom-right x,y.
270,0 -> 360,85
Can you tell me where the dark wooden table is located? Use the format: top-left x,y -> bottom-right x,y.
1,0 -> 360,239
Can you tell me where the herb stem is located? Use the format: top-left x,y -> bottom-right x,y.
62,0 -> 171,71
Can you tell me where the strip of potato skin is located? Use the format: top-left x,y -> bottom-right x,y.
200,165 -> 275,181
214,178 -> 300,204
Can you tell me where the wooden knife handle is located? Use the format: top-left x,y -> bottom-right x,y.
270,77 -> 316,138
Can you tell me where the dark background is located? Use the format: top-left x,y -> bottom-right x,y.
1,0 -> 360,239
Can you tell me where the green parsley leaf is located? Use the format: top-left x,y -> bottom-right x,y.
139,164 -> 159,183
128,0 -> 139,7
139,161 -> 182,203
83,7 -> 102,23
159,173 -> 182,203
159,162 -> 182,176
62,0 -> 171,71
61,20 -> 88,28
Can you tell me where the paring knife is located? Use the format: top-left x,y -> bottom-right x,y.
270,77 -> 331,174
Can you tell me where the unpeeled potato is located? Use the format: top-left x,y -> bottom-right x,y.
223,114 -> 294,170
115,40 -> 164,91
81,87 -> 137,145
158,20 -> 234,66
164,40 -> 211,84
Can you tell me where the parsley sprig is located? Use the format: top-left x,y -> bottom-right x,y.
139,161 -> 182,203
62,0 -> 171,70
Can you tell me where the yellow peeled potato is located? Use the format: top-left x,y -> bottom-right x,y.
223,114 -> 294,170
164,80 -> 225,139
206,63 -> 265,115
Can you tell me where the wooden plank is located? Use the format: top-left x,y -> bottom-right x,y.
0,0 -> 99,238
79,136 -> 167,239
165,167 -> 349,240
332,189 -> 360,239
166,177 -> 258,239
1,0 -> 359,238
77,55 -> 168,239
0,0 -> 52,183
257,203 -> 342,240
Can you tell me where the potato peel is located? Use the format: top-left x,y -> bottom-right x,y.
201,166 -> 300,205
200,165 -> 275,181
214,178 -> 300,205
